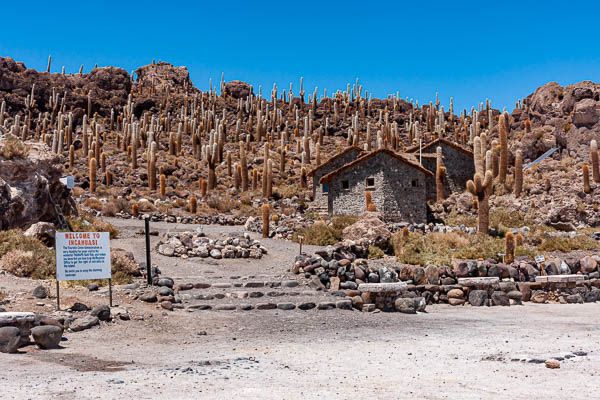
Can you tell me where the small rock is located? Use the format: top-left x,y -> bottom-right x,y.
87,283 -> 99,291
139,292 -> 158,303
447,288 -> 464,299
297,302 -> 316,310
545,359 -> 560,369
160,301 -> 174,311
32,285 -> 47,299
70,302 -> 89,312
277,303 -> 296,310
336,300 -> 353,310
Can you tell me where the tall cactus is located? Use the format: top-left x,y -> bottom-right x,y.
436,146 -> 446,202
266,159 -> 273,198
583,163 -> 591,194
189,195 -> 198,214
514,149 -> 523,197
505,231 -> 515,264
591,139 -> 599,183
89,157 -> 97,193
240,141 -> 248,191
160,174 -> 166,199
466,171 -> 493,234
69,145 -> 74,169
262,203 -> 270,238
148,141 -> 157,190
498,113 -> 508,183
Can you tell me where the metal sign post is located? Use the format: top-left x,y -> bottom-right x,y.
145,218 -> 152,285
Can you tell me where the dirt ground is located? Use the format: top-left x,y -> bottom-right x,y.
1,218 -> 599,399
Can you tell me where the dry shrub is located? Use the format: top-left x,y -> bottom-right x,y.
84,198 -> 103,211
292,215 -> 358,246
1,249 -> 55,279
0,135 -> 30,159
206,195 -> 239,212
102,202 -> 118,217
537,236 -> 599,252
137,201 -> 156,212
67,214 -> 120,239
276,185 -> 300,199
392,231 -> 505,265
293,222 -> 338,246
110,198 -> 131,213
0,230 -> 56,278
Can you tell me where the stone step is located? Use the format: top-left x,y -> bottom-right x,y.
358,282 -> 408,293
535,275 -> 585,283
174,280 -> 302,291
185,299 -> 353,312
457,277 -> 500,288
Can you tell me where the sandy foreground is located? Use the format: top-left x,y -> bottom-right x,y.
1,219 -> 598,399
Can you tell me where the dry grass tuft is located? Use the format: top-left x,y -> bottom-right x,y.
0,135 -> 30,159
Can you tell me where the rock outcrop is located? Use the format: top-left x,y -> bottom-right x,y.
511,80 -> 600,160
135,61 -> 193,91
224,80 -> 253,99
0,57 -> 131,122
0,139 -> 75,230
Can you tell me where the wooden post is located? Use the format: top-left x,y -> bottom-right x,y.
298,235 -> 304,255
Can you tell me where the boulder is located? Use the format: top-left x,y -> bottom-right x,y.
491,291 -> 510,306
0,326 -> 20,353
468,290 -> 488,306
394,298 -> 417,314
90,305 -> 111,321
580,256 -> 597,273
24,222 -> 56,246
342,212 -> 391,250
531,290 -> 548,304
31,325 -> 62,349
69,316 -> 99,332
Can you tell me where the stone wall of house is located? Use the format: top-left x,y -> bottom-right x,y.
311,148 -> 361,211
327,152 -> 428,223
421,143 -> 474,201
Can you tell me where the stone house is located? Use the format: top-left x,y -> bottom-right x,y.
407,138 -> 474,202
319,149 -> 433,223
307,146 -> 362,212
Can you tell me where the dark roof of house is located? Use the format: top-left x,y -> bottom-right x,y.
319,148 -> 434,184
406,138 -> 473,158
307,146 -> 362,177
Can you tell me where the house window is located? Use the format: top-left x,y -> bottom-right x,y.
366,177 -> 375,188
411,178 -> 419,187
322,183 -> 329,194
341,180 -> 349,190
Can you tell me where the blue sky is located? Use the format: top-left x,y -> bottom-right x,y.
1,1 -> 598,112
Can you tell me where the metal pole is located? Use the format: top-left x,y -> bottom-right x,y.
109,278 -> 113,307
145,217 -> 152,285
56,280 -> 60,311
